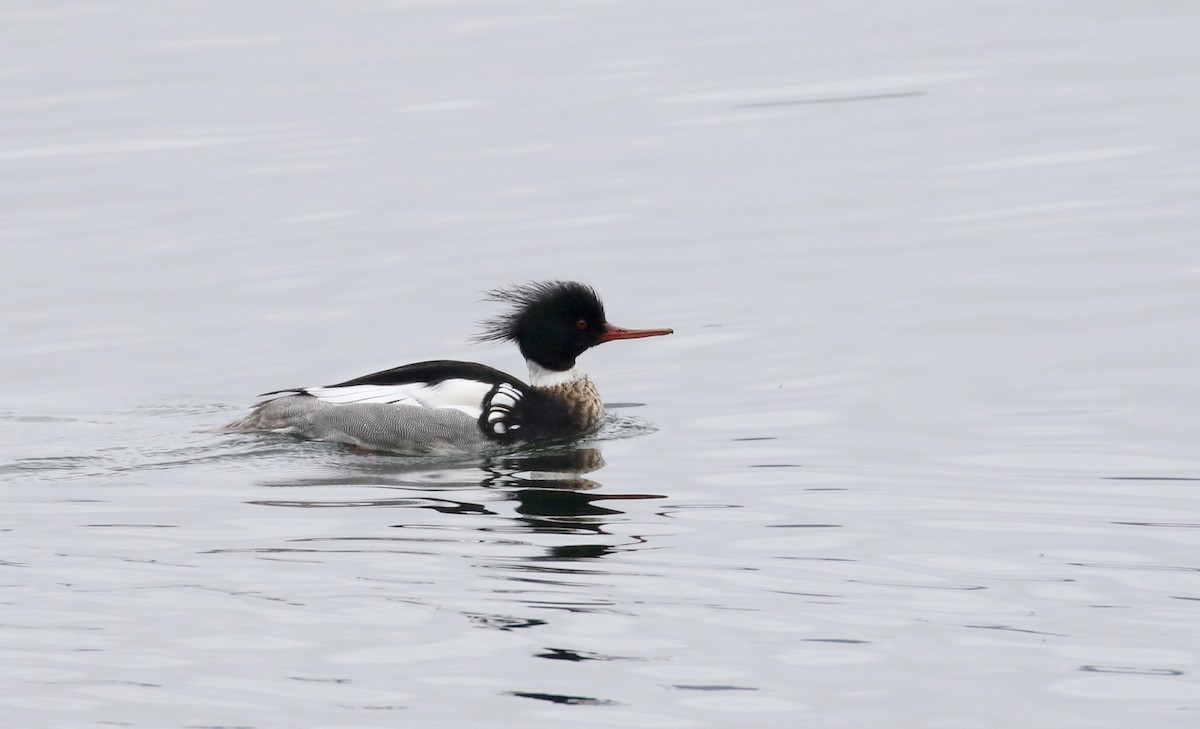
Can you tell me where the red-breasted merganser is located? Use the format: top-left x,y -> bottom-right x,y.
222,281 -> 672,454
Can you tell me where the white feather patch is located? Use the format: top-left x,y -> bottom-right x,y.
484,382 -> 524,434
527,361 -> 584,388
302,378 -> 494,418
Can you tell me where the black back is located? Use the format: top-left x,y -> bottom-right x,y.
327,359 -> 527,389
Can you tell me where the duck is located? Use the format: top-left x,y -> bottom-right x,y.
221,281 -> 673,454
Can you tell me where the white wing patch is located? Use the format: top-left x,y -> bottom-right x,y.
301,378 -> 494,418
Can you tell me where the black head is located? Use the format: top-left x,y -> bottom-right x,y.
474,280 -> 672,371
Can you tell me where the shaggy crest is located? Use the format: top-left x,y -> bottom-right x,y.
472,280 -> 604,344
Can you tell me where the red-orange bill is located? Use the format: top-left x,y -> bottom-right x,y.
596,323 -> 674,343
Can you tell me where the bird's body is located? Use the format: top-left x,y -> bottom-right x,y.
222,281 -> 671,454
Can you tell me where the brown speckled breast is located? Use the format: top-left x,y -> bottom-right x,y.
541,375 -> 605,433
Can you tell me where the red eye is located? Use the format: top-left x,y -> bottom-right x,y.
576,319 -> 588,331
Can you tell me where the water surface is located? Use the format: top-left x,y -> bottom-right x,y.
3,1 -> 1200,727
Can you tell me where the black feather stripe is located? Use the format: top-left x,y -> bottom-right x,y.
326,360 -> 528,389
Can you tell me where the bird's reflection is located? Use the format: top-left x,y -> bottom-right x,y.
248,445 -> 664,558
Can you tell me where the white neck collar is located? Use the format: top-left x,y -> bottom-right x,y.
527,360 -> 585,388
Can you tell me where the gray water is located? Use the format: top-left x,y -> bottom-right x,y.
4,1 -> 1200,727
